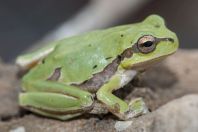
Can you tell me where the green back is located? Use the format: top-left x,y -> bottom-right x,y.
23,15 -> 176,84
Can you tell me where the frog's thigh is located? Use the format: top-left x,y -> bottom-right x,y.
96,70 -> 146,120
20,80 -> 94,120
20,92 -> 84,120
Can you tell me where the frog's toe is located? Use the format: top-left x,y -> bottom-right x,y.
108,98 -> 148,120
125,98 -> 149,119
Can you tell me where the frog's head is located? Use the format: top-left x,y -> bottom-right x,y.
122,15 -> 179,70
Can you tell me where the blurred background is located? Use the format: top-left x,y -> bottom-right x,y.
0,0 -> 197,62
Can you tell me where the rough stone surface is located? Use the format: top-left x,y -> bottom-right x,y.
122,95 -> 198,132
153,95 -> 198,132
0,62 -> 20,120
0,50 -> 198,132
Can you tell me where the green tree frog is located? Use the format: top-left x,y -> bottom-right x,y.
16,15 -> 179,120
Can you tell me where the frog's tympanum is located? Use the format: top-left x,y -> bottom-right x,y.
16,15 -> 179,120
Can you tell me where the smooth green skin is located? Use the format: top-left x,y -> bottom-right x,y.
16,15 -> 179,120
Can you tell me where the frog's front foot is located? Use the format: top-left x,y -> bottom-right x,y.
96,74 -> 149,120
126,98 -> 148,119
116,98 -> 149,120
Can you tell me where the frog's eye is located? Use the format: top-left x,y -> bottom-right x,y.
137,35 -> 156,54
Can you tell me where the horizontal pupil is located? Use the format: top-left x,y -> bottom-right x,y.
143,41 -> 153,47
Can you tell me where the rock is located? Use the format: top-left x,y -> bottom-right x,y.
122,94 -> 198,132
0,115 -> 116,132
9,126 -> 26,132
0,63 -> 20,120
152,95 -> 198,132
0,49 -> 198,132
114,121 -> 133,131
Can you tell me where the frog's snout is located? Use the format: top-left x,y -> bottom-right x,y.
157,37 -> 174,43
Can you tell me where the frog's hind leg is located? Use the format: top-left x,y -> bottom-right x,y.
20,80 -> 94,120
22,99 -> 83,121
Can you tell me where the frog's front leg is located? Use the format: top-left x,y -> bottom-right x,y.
20,80 -> 94,120
96,70 -> 148,120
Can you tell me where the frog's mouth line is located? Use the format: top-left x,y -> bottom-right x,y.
130,51 -> 176,71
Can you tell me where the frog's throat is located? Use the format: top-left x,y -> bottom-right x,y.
130,52 -> 175,71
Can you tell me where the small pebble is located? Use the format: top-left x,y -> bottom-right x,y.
9,126 -> 26,132
114,120 -> 133,131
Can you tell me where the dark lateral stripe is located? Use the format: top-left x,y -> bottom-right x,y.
47,67 -> 62,81
77,47 -> 133,91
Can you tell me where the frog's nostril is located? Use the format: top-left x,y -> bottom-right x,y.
159,37 -> 174,43
167,38 -> 174,43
